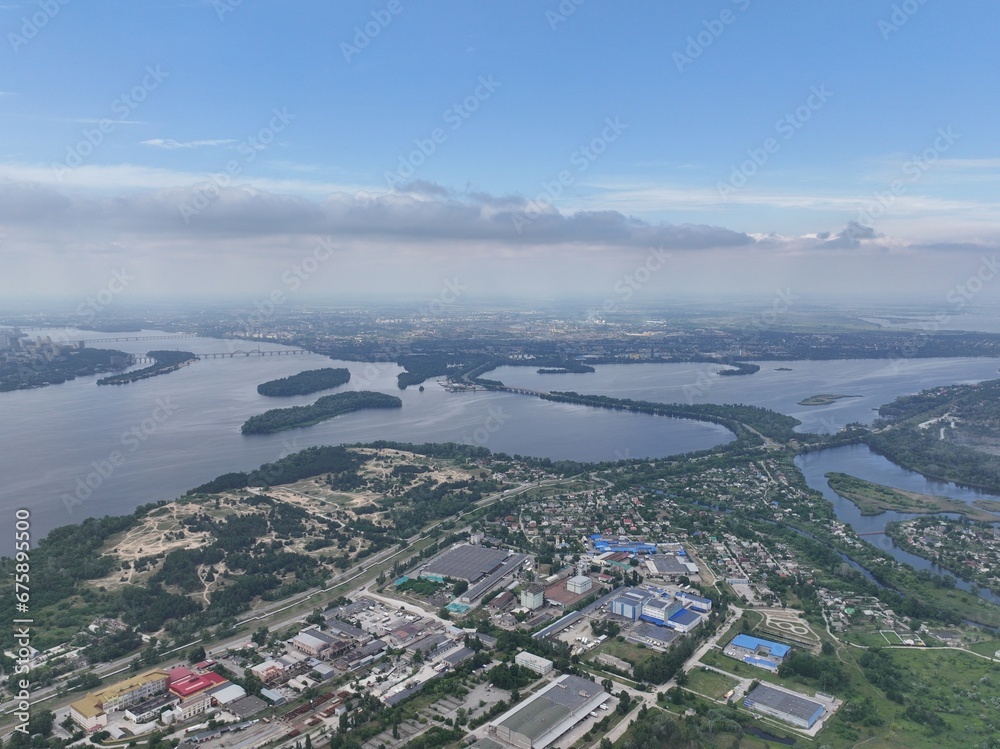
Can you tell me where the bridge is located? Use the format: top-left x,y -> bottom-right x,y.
125,348 -> 311,364
83,334 -> 199,343
196,349 -> 311,359
496,385 -> 550,397
856,530 -> 887,536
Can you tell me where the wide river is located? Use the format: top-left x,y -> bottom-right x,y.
5,330 -> 1000,564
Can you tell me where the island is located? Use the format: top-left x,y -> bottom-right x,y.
798,393 -> 861,406
536,366 -> 595,375
96,350 -> 197,386
825,472 -> 1000,521
256,367 -> 351,396
717,362 -> 760,376
0,346 -> 129,391
240,390 -> 402,433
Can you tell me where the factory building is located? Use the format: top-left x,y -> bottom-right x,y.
488,675 -> 608,749
724,634 -> 791,672
566,575 -> 593,595
743,684 -> 825,729
609,589 -> 656,620
675,591 -> 712,612
665,608 -> 702,633
521,584 -> 545,610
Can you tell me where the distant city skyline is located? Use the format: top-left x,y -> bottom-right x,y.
1,1 -> 999,304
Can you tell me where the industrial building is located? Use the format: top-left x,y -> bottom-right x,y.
665,608 -> 702,633
639,597 -> 684,625
724,634 -> 791,671
609,589 -> 656,620
743,684 -> 825,729
70,670 -> 170,730
675,591 -> 712,613
645,554 -> 699,577
566,575 -> 592,595
590,535 -> 657,555
521,584 -> 545,610
488,675 -> 608,749
422,544 -> 513,584
514,651 -> 553,675
291,628 -> 349,657
626,622 -> 678,650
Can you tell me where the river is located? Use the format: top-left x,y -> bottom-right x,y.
1,330 -> 734,553
795,445 -> 1000,605
5,330 -> 1000,570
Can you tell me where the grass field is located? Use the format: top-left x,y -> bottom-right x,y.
967,639 -> 1000,659
592,637 -> 652,666
684,667 -> 738,700
698,648 -> 819,696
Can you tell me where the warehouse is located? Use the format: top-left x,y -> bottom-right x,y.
639,597 -> 684,626
610,589 -> 656,620
627,622 -> 678,650
422,544 -> 513,584
743,684 -> 825,729
724,634 -> 791,671
675,591 -> 712,613
644,554 -> 695,577
488,675 -> 608,749
665,608 -> 702,633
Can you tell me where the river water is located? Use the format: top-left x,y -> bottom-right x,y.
5,331 -> 1000,580
2,330 -> 734,552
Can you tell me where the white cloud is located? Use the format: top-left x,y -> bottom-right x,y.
141,138 -> 238,149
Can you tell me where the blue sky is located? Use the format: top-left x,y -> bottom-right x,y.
2,0 -> 1000,304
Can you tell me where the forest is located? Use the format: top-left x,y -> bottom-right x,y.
256,367 -> 351,396
96,350 -> 197,385
240,390 -> 402,433
0,347 -> 128,391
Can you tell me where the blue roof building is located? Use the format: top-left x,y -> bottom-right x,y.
724,634 -> 792,671
665,608 -> 702,633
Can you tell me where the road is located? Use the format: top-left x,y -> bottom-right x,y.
1,475 -> 569,723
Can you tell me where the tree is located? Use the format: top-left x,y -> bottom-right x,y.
188,645 -> 206,663
252,626 -> 269,646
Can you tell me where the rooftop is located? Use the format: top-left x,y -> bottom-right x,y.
423,544 -> 512,582
729,634 -> 791,658
745,684 -> 824,722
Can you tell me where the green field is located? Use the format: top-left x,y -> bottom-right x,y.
684,667 -> 738,700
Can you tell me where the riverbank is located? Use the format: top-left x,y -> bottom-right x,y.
825,472 -> 1000,522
